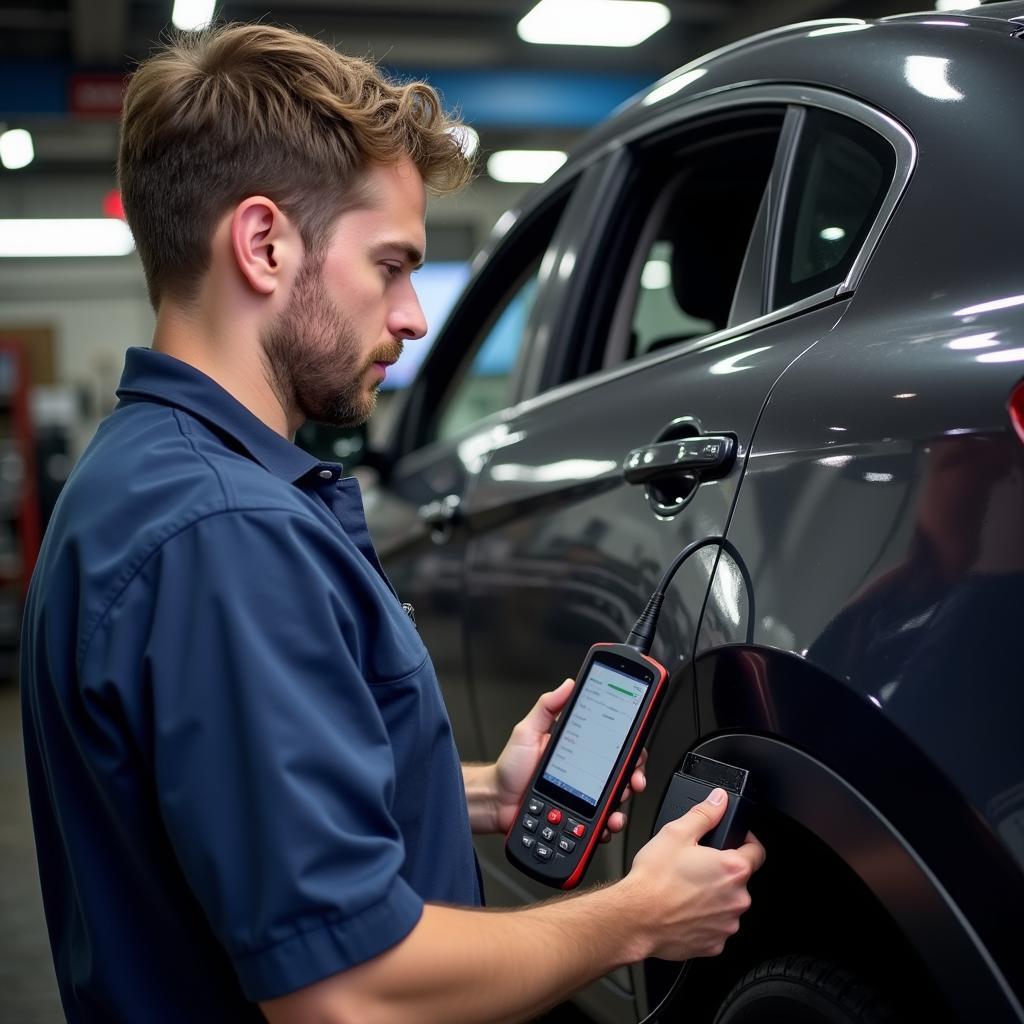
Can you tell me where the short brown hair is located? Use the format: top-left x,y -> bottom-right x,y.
118,23 -> 473,309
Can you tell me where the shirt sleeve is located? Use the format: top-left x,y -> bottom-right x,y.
91,507 -> 425,1001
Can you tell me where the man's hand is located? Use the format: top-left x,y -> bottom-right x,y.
620,788 -> 766,962
489,678 -> 647,837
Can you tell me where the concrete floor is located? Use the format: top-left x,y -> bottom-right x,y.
0,682 -> 591,1024
0,684 -> 65,1023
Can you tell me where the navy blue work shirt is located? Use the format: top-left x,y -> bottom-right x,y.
21,347 -> 481,1022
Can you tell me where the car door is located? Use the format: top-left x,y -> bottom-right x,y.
365,177 -> 581,762
458,88 -> 910,936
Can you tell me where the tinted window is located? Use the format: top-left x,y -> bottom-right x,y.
773,109 -> 896,309
620,125 -> 781,362
434,266 -> 540,442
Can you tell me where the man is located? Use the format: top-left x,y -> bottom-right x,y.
20,23 -> 764,1023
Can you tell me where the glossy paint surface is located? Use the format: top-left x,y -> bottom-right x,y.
366,6 -> 1024,1021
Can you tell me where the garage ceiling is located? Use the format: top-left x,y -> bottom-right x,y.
0,0 -> 928,177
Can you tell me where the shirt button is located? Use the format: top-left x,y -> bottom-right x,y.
318,469 -> 334,480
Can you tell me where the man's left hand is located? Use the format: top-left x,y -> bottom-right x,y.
491,678 -> 647,840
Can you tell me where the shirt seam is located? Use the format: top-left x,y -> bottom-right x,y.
171,407 -> 233,506
76,505 -> 332,676
231,888 -> 421,964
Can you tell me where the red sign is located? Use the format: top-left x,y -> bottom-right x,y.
69,73 -> 129,117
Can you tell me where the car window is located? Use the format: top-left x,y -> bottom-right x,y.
434,265 -> 540,442
610,123 -> 782,364
772,108 -> 896,310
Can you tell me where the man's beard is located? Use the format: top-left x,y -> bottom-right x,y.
260,258 -> 403,428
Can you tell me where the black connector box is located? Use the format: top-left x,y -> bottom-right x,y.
653,752 -> 751,850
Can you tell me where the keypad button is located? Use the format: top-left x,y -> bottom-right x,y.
557,837 -> 576,854
566,818 -> 586,839
546,808 -> 563,825
527,798 -> 545,816
534,844 -> 553,862
540,825 -> 556,842
521,814 -> 538,833
520,834 -> 536,850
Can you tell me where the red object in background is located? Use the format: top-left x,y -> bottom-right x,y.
69,73 -> 129,117
1010,381 -> 1024,445
0,338 -> 41,593
103,189 -> 125,220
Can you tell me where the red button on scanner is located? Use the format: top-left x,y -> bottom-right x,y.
546,808 -> 563,825
571,822 -> 586,839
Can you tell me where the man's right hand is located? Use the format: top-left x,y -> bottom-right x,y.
618,788 -> 765,963
262,786 -> 765,1024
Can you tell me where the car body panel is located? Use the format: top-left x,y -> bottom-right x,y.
361,5 -> 1024,1021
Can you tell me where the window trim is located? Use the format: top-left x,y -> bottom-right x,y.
595,81 -> 916,293
549,84 -> 915,388
767,89 -> 916,298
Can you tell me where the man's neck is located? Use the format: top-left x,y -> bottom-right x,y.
152,303 -> 294,439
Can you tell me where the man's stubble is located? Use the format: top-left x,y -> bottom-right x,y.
260,256 -> 403,429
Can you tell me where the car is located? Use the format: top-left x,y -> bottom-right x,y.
352,5 -> 1024,1022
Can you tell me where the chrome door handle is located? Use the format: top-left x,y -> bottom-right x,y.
417,493 -> 463,526
623,435 -> 735,485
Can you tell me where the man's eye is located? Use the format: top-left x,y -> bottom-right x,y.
382,263 -> 403,278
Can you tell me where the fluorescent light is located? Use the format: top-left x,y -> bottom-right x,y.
0,129 -> 34,170
819,226 -> 846,242
172,0 -> 215,31
518,0 -> 670,47
487,150 -> 567,183
935,0 -> 981,10
448,125 -> 479,159
0,219 -> 135,257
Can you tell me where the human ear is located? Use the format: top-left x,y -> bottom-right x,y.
229,196 -> 300,296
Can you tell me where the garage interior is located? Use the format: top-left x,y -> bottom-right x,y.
0,1 -> 955,1020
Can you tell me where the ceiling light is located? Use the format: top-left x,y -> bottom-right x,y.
487,150 -> 567,183
172,0 -> 216,31
934,0 -> 981,10
448,125 -> 479,159
0,129 -> 34,170
0,220 -> 135,257
517,0 -> 670,48
819,226 -> 846,242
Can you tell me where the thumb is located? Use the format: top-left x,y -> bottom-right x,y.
522,678 -> 574,735
673,788 -> 729,843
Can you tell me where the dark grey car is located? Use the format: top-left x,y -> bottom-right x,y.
356,5 -> 1024,1021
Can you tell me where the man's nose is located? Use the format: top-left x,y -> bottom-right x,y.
389,285 -> 428,341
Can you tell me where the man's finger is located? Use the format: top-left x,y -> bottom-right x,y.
736,833 -> 766,874
668,788 -> 729,843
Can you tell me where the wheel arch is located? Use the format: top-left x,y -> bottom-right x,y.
633,644 -> 1024,1023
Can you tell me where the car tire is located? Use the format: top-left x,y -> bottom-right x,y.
712,955 -> 900,1024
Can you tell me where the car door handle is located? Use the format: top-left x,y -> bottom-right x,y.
623,435 -> 736,485
417,493 -> 463,528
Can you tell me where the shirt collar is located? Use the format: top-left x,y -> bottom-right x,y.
115,346 -> 327,485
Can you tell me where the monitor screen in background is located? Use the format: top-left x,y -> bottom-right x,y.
381,261 -> 472,389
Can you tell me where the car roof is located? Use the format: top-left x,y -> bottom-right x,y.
567,3 -> 1024,165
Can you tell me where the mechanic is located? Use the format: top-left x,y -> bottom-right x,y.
20,23 -> 765,1024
